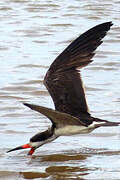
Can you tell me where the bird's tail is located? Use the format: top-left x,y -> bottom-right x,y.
93,118 -> 120,128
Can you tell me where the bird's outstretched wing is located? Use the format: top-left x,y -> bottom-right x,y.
44,22 -> 113,121
23,103 -> 86,127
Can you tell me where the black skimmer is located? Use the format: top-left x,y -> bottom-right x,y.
7,22 -> 120,155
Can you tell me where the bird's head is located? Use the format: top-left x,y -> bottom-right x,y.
7,127 -> 55,155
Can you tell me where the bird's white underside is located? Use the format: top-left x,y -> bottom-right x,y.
55,124 -> 93,136
29,121 -> 105,148
55,121 -> 106,136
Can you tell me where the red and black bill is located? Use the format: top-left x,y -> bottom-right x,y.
7,144 -> 35,155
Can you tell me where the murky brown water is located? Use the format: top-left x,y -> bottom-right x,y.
0,0 -> 120,179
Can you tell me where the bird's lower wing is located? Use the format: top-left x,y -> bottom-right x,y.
24,103 -> 86,128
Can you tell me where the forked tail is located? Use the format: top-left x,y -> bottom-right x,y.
93,118 -> 120,128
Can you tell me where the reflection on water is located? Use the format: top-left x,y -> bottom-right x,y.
2,149 -> 120,179
0,0 -> 120,179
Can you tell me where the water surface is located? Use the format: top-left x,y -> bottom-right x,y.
0,0 -> 120,179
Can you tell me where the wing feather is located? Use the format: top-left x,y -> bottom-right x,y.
44,22 -> 113,123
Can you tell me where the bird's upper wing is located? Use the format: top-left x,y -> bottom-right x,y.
44,22 -> 113,119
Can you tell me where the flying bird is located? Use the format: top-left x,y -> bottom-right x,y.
7,21 -> 120,155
